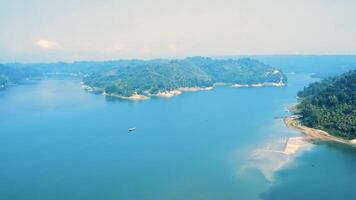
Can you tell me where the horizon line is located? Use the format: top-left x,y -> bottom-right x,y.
2,54 -> 356,65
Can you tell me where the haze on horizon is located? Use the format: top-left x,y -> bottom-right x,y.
0,0 -> 356,63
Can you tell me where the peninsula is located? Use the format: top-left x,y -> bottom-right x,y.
285,70 -> 356,145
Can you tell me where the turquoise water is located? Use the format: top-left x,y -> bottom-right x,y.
0,74 -> 355,200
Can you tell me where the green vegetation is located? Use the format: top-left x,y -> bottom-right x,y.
297,70 -> 356,139
0,57 -> 286,93
83,57 -> 287,97
0,64 -> 40,88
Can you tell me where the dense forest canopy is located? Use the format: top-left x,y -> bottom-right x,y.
297,70 -> 356,139
0,57 -> 287,94
0,64 -> 40,88
82,57 -> 287,96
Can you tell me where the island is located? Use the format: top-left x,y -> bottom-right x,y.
285,70 -> 356,145
82,57 -> 287,100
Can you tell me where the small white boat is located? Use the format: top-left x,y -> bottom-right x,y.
128,127 -> 136,132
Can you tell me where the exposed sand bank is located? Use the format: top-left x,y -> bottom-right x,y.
245,105 -> 356,181
105,93 -> 150,101
250,82 -> 286,87
82,81 -> 285,101
284,115 -> 356,146
178,86 -> 213,92
152,86 -> 213,98
232,82 -> 286,88
258,136 -> 309,156
283,137 -> 308,155
231,84 -> 249,88
85,86 -> 214,100
244,136 -> 312,182
153,90 -> 182,98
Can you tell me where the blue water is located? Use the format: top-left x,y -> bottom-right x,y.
0,74 -> 355,200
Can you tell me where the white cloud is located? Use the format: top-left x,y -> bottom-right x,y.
36,39 -> 59,49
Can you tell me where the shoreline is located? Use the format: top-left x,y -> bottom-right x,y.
82,84 -> 215,101
232,82 -> 286,88
81,81 -> 286,101
105,92 -> 150,101
284,115 -> 356,146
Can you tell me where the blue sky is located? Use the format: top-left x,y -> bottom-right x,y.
0,0 -> 355,62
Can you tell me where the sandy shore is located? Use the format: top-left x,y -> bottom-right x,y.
82,81 -> 284,101
178,86 -> 213,92
232,82 -> 286,88
101,86 -> 214,100
105,93 -> 150,101
260,136 -> 309,156
250,82 -> 286,87
153,90 -> 182,98
283,136 -> 308,154
151,86 -> 213,98
245,135 -> 312,182
284,115 -> 356,146
231,84 -> 249,88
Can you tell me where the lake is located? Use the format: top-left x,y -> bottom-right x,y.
0,74 -> 355,200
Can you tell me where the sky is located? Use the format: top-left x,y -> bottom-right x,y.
0,0 -> 356,62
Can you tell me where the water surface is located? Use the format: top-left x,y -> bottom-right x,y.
0,74 -> 355,200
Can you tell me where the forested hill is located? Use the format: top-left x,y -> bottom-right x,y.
83,57 -> 287,97
0,57 -> 286,94
297,70 -> 356,139
0,64 -> 40,88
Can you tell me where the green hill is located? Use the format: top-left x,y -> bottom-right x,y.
83,57 -> 287,97
0,64 -> 40,88
297,70 -> 356,139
